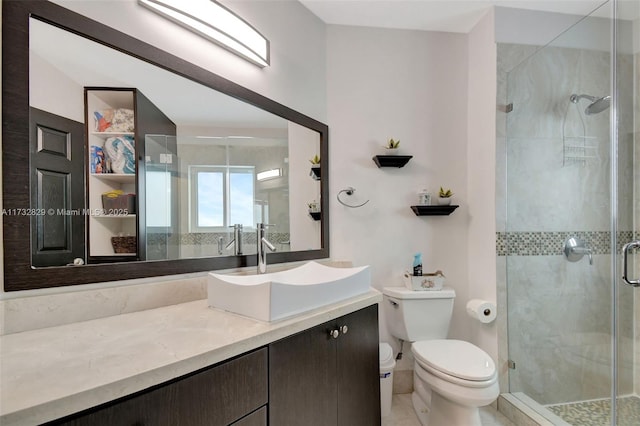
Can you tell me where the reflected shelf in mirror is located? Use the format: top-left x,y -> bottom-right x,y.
90,173 -> 135,183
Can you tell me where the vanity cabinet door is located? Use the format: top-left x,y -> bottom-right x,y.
269,304 -> 380,426
269,319 -> 338,425
49,347 -> 267,426
336,304 -> 381,425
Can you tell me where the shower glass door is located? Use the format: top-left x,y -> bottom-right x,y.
502,1 -> 638,424
613,0 -> 638,423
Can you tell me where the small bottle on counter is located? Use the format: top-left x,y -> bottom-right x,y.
413,253 -> 423,276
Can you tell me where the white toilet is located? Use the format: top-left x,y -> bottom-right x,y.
382,286 -> 499,426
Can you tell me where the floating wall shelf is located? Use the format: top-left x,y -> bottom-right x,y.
411,205 -> 458,216
373,155 -> 412,168
310,167 -> 321,180
309,211 -> 321,221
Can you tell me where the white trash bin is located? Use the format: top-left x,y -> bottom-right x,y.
379,342 -> 396,417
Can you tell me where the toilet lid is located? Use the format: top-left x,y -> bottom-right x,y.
412,339 -> 496,381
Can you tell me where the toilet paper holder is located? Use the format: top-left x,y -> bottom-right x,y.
466,299 -> 497,324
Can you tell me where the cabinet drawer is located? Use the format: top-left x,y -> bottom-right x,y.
230,406 -> 267,426
49,347 -> 268,426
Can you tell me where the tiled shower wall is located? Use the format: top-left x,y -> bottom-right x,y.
496,42 -> 636,405
147,232 -> 291,259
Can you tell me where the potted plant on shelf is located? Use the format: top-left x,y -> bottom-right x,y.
438,187 -> 454,205
309,154 -> 321,180
383,138 -> 401,155
373,138 -> 412,167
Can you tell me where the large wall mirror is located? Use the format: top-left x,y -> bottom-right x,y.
3,1 -> 329,291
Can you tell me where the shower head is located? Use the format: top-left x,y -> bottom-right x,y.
585,95 -> 610,115
569,93 -> 611,115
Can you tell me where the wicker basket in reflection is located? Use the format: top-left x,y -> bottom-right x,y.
111,236 -> 136,254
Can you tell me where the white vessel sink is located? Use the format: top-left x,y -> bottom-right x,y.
208,261 -> 371,322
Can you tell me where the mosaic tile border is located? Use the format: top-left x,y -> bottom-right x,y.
147,232 -> 291,246
496,231 -> 634,256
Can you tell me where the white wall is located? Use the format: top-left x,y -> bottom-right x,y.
30,52 -> 84,122
466,10 -> 498,365
326,24 -> 471,347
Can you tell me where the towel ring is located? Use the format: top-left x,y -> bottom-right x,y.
337,187 -> 369,208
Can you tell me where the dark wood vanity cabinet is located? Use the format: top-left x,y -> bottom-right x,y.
49,348 -> 268,426
269,305 -> 381,426
46,305 -> 379,426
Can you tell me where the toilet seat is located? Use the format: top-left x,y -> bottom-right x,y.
412,340 -> 497,388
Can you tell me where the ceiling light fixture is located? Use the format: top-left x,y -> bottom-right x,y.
257,168 -> 281,181
139,0 -> 270,67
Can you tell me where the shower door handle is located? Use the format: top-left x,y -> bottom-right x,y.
622,241 -> 640,287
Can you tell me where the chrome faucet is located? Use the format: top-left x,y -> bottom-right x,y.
564,236 -> 593,265
225,224 -> 243,255
571,246 -> 593,265
257,223 -> 276,274
217,236 -> 225,255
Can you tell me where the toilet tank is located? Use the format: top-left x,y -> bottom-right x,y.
382,287 -> 455,341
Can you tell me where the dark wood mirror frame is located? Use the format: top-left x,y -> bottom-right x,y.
2,0 -> 329,292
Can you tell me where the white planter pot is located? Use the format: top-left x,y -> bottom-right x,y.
381,148 -> 401,156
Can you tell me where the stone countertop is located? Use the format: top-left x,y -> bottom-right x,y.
0,290 -> 382,426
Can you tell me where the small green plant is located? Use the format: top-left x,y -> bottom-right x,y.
309,154 -> 320,165
385,138 -> 400,149
439,187 -> 453,198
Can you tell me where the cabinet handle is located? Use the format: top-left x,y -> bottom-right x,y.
340,325 -> 348,335
329,329 -> 340,339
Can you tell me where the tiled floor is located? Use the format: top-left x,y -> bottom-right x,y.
382,393 -> 515,426
547,395 -> 640,426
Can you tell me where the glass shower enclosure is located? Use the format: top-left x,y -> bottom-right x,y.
500,0 -> 639,424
